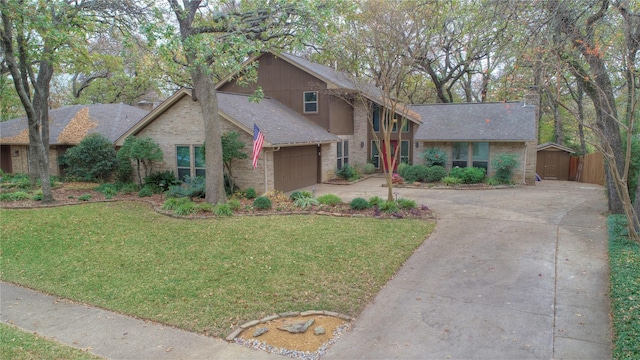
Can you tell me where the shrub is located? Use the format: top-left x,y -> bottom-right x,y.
95,183 -> 118,199
161,197 -> 192,211
224,173 -> 239,196
363,162 -> 376,174
449,167 -> 486,184
317,194 -> 342,206
0,173 -> 31,189
213,203 -> 234,216
227,199 -> 241,211
253,196 -> 272,210
420,147 -> 448,167
426,165 -> 447,182
350,197 -> 371,210
31,190 -> 43,201
0,191 -> 30,201
181,176 -> 206,199
78,194 -> 92,201
491,153 -> 519,184
368,196 -> 383,207
144,171 -> 179,193
441,176 -> 462,186
62,133 -> 117,182
244,188 -> 257,199
397,198 -> 417,209
174,201 -> 197,216
397,162 -> 410,178
265,190 -> 289,202
138,186 -> 153,197
335,164 -> 360,181
166,185 -> 188,198
294,196 -> 319,209
115,160 -> 134,183
404,164 -> 429,183
117,135 -> 163,184
378,200 -> 400,213
118,182 -> 139,194
392,173 -> 404,184
289,191 -> 304,201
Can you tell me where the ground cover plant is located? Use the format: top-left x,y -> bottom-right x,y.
607,215 -> 640,360
0,323 -> 101,360
0,202 -> 434,338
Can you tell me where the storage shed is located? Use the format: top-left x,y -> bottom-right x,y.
536,142 -> 575,180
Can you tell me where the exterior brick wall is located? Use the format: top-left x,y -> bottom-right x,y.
351,101 -> 370,166
413,141 -> 537,184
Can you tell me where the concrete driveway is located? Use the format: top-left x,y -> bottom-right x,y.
299,177 -> 612,359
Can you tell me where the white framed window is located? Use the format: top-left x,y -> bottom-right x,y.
371,140 -> 380,169
337,141 -> 349,169
303,91 -> 318,113
400,140 -> 410,164
176,145 -> 205,180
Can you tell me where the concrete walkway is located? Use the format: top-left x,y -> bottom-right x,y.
1,179 -> 611,359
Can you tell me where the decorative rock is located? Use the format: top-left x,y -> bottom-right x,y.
314,326 -> 325,335
260,314 -> 279,323
240,320 -> 260,329
338,314 -> 352,321
323,311 -> 339,317
253,327 -> 269,337
301,310 -> 323,316
278,319 -> 315,334
225,328 -> 243,341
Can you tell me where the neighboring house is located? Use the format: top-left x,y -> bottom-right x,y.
411,102 -> 538,184
537,142 -> 575,181
0,104 -> 149,176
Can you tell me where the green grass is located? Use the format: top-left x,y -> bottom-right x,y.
608,215 -> 640,360
0,202 -> 434,338
0,323 -> 102,359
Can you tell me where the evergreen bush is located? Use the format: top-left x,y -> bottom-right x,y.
491,153 -> 518,184
253,196 -> 272,210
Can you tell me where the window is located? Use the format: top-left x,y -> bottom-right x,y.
472,142 -> 489,172
401,119 -> 410,133
452,142 -> 489,171
337,141 -> 349,170
176,145 -> 205,180
452,142 -> 468,168
400,140 -> 410,164
371,141 -> 380,169
372,105 -> 380,132
303,91 -> 318,113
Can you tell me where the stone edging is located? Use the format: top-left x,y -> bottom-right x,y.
225,310 -> 353,341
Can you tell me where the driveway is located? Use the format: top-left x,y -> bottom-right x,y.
299,178 -> 611,359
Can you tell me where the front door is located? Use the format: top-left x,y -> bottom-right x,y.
381,140 -> 398,172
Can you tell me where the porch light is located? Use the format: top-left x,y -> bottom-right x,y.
360,141 -> 365,148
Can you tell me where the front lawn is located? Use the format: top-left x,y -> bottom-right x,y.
0,202 -> 434,337
0,323 -> 101,360
608,215 -> 640,360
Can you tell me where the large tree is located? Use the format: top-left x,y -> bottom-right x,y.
165,0 -> 334,204
543,0 -> 639,239
0,0 -> 151,202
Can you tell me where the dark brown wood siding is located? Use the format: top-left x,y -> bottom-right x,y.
537,149 -> 571,180
273,146 -> 318,192
219,53 -> 336,130
1,145 -> 12,173
329,96 -> 353,135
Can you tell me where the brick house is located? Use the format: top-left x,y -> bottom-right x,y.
0,104 -> 148,176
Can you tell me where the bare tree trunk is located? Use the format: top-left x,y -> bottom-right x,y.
192,66 -> 226,204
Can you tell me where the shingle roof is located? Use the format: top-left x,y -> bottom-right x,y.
217,92 -> 339,146
411,102 -> 536,142
0,103 -> 149,145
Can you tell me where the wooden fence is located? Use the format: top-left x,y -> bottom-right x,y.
570,152 -> 605,185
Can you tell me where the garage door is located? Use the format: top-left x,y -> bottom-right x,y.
274,146 -> 318,192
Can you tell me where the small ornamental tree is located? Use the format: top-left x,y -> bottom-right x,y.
221,131 -> 248,192
491,153 -> 519,184
117,136 -> 163,185
63,133 -> 117,182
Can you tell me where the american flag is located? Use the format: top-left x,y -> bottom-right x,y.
252,124 -> 264,169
